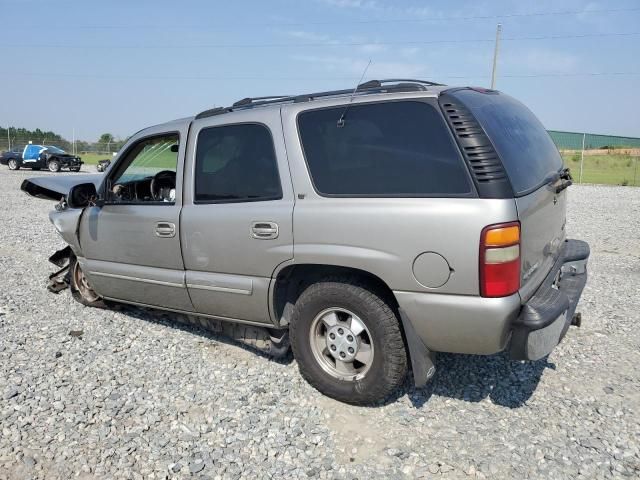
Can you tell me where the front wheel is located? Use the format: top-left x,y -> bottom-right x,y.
290,278 -> 408,405
48,160 -> 60,172
7,159 -> 19,170
69,257 -> 105,308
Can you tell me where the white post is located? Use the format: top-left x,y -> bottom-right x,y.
72,128 -> 75,155
579,133 -> 586,184
491,24 -> 502,89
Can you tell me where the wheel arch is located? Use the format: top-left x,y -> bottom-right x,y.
271,263 -> 399,329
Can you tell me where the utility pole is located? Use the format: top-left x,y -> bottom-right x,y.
491,23 -> 502,89
579,132 -> 586,184
6,127 -> 10,150
72,128 -> 75,155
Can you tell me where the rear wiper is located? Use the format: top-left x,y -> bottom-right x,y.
550,167 -> 573,193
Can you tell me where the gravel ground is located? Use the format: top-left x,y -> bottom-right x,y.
1,168 -> 639,480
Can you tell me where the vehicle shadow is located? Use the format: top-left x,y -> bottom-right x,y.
104,303 -> 551,408
402,351 -> 555,409
108,303 -> 294,365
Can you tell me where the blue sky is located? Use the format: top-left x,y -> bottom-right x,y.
2,0 -> 639,141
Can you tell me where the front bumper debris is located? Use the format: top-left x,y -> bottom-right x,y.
510,239 -> 590,361
47,246 -> 72,293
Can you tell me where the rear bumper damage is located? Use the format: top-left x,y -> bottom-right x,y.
510,239 -> 590,360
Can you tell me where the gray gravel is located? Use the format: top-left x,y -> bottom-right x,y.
1,168 -> 639,479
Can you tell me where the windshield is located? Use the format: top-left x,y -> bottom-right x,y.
44,146 -> 66,154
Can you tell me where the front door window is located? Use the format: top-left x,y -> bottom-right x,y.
107,134 -> 179,203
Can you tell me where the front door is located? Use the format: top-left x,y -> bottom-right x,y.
78,124 -> 194,311
180,109 -> 294,323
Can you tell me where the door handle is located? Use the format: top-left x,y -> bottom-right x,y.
155,222 -> 176,238
251,222 -> 279,239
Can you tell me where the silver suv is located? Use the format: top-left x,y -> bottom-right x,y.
23,79 -> 589,405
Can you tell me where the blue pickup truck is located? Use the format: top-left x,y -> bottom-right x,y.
1,144 -> 83,172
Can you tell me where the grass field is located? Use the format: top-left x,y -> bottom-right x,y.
562,153 -> 640,186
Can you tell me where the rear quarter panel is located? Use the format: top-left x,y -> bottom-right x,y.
280,97 -> 519,295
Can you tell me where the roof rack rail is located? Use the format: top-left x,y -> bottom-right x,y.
232,95 -> 293,108
194,79 -> 446,118
358,79 -> 445,89
194,106 -> 232,120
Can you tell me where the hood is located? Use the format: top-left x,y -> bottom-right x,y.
21,174 -> 103,201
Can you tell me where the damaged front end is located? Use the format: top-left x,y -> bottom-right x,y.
21,174 -> 101,293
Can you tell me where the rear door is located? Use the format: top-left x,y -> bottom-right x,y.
451,89 -> 566,301
181,108 -> 294,323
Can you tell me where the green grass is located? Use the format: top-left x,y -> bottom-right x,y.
562,153 -> 640,186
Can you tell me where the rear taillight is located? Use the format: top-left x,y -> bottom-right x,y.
480,222 -> 520,297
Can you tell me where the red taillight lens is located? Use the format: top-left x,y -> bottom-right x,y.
480,222 -> 521,297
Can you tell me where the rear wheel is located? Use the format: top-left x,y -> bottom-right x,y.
7,159 -> 19,170
48,160 -> 60,172
69,257 -> 105,308
290,277 -> 408,405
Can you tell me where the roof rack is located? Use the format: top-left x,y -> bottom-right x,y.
194,79 -> 445,119
358,79 -> 445,89
232,95 -> 293,107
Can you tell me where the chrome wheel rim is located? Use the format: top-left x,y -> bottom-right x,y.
72,262 -> 100,303
48,162 -> 58,172
309,307 -> 374,381
8,159 -> 17,169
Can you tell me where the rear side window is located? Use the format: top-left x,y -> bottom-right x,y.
297,101 -> 472,196
451,90 -> 563,195
194,124 -> 282,203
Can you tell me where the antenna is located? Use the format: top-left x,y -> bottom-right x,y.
337,59 -> 372,128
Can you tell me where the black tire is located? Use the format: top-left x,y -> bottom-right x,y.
69,257 -> 105,308
7,159 -> 19,170
290,277 -> 408,405
48,159 -> 60,172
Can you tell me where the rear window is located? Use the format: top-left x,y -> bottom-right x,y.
297,101 -> 472,196
451,89 -> 563,195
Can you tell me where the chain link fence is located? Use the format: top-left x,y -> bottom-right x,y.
0,130 -> 126,158
549,131 -> 639,186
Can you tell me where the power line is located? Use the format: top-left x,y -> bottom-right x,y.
1,7 -> 638,29
8,72 -> 640,81
4,31 -> 639,49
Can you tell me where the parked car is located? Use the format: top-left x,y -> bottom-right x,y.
96,159 -> 111,172
5,145 -> 82,172
0,146 -> 25,169
21,80 -> 589,405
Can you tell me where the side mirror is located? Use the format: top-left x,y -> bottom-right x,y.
68,183 -> 99,209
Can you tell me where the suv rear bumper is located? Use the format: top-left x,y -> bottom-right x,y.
509,239 -> 589,360
394,239 -> 589,358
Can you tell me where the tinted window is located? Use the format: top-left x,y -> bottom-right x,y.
297,101 -> 471,196
452,89 -> 563,195
195,124 -> 282,203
